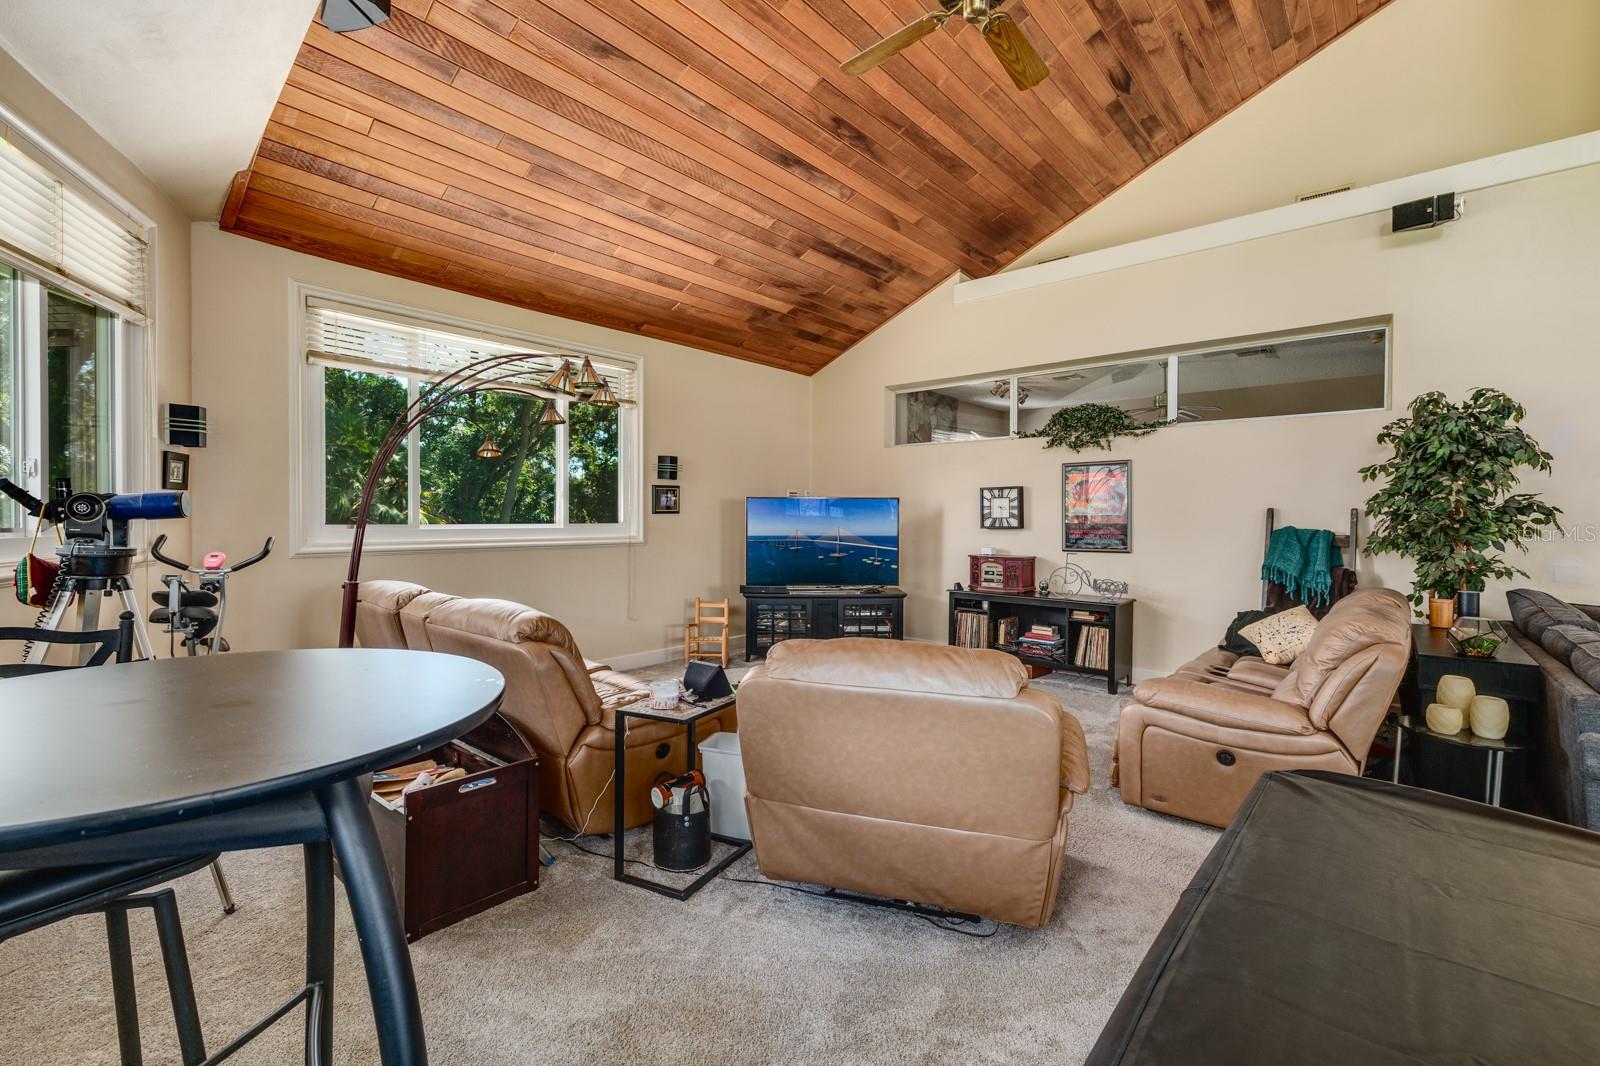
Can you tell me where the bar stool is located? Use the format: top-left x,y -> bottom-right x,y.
0,853 -> 216,1064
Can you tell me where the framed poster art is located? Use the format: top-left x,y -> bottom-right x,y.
1062,460 -> 1131,552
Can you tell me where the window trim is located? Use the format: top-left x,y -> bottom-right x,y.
889,319 -> 1391,447
2,268 -> 144,565
288,281 -> 645,557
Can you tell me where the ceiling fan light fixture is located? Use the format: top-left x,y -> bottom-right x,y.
320,0 -> 391,33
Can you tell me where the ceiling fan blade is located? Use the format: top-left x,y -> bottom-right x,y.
840,11 -> 948,76
982,12 -> 1048,90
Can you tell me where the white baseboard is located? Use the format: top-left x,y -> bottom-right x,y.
605,635 -> 747,672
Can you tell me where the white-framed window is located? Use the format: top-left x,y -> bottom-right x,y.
891,321 -> 1390,445
0,118 -> 150,562
291,284 -> 644,555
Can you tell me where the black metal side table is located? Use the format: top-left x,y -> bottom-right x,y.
612,693 -> 751,900
1392,716 -> 1529,807
1398,621 -> 1543,810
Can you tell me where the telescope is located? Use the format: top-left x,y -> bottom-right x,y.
1,478 -> 190,580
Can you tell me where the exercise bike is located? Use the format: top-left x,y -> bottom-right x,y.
149,534 -> 274,656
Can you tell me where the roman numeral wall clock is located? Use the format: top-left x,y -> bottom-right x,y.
980,486 -> 1024,529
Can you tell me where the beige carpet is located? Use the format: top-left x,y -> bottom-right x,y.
0,668 -> 1217,1065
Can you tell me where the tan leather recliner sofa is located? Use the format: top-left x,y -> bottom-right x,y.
1114,587 -> 1411,828
355,580 -> 734,833
737,638 -> 1091,928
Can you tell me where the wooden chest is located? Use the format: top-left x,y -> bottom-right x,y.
368,714 -> 539,941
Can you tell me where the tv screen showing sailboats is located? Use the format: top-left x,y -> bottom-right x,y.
746,497 -> 900,587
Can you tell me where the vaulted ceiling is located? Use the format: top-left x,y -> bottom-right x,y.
222,0 -> 1391,373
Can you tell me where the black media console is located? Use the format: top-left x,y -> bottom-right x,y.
740,586 -> 906,660
949,589 -> 1135,694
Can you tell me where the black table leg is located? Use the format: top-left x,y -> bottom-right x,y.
104,906 -> 143,1066
613,707 -> 626,881
318,777 -> 426,1066
304,841 -> 335,1066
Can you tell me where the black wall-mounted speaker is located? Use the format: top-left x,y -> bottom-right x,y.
1392,193 -> 1461,233
163,403 -> 208,449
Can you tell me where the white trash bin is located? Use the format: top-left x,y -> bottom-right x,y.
697,731 -> 750,842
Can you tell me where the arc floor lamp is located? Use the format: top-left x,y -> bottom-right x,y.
334,351 -> 624,648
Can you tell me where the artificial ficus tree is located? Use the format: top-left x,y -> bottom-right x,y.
1360,388 -> 1561,607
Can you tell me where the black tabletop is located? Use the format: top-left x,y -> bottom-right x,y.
1410,621 -> 1537,666
0,649 -> 504,853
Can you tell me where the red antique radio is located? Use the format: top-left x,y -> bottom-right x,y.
968,554 -> 1036,594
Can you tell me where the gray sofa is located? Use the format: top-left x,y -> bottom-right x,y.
1504,589 -> 1600,829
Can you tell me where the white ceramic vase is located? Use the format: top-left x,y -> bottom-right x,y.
1469,695 -> 1510,740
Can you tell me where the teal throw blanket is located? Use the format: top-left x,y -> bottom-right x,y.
1261,526 -> 1343,608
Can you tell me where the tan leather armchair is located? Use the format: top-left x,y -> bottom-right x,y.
738,639 -> 1091,928
1115,588 -> 1411,828
355,581 -> 733,833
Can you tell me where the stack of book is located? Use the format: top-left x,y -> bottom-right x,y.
954,609 -> 989,649
1016,624 -> 1065,660
1074,625 -> 1111,670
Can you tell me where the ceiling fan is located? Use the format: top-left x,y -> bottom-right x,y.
840,0 -> 1049,91
1128,392 -> 1221,423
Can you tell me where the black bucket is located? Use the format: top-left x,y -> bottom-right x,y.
653,805 -> 711,871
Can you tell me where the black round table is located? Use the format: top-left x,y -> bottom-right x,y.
0,648 -> 505,1065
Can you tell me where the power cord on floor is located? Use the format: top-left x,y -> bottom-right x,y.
719,875 -> 1001,938
547,832 -> 658,871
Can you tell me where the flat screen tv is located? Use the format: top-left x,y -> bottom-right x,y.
746,497 -> 900,588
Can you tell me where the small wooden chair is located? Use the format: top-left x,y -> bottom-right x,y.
684,597 -> 731,667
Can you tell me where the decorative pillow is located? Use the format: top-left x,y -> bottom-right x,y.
1219,606 -> 1289,657
1570,640 -> 1600,695
1507,589 -> 1600,641
1541,623 -> 1600,663
1239,605 -> 1320,666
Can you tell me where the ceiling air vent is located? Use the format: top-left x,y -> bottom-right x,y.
1297,184 -> 1352,203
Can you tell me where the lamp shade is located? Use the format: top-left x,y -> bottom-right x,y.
575,356 -> 603,392
541,359 -> 574,395
589,383 -> 620,409
538,400 -> 565,426
476,438 -> 502,459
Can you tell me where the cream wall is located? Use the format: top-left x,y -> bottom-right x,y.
1015,0 -> 1600,267
189,224 -> 810,661
810,162 -> 1600,677
0,46 -> 191,638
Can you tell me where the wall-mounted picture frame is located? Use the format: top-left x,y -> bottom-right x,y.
979,486 -> 1024,529
1062,460 -> 1131,552
161,450 -> 190,491
651,484 -> 680,514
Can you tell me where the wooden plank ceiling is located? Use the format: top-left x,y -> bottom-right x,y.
222,0 -> 1391,374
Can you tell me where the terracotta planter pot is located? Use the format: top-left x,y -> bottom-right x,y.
1427,593 -> 1457,630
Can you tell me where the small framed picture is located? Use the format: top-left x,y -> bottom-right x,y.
651,484 -> 680,514
1063,460 -> 1131,552
161,450 -> 190,491
979,486 -> 1024,529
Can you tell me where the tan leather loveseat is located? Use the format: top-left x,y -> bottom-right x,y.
1114,587 -> 1411,828
355,580 -> 734,833
738,638 -> 1091,927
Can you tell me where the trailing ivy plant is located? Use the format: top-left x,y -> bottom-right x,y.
1360,388 -> 1561,607
1019,402 -> 1170,452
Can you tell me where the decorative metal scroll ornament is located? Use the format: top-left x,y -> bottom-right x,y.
1037,558 -> 1129,600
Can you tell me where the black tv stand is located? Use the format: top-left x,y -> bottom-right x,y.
740,585 -> 905,660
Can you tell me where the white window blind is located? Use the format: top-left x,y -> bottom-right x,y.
303,296 -> 638,401
0,133 -> 147,314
